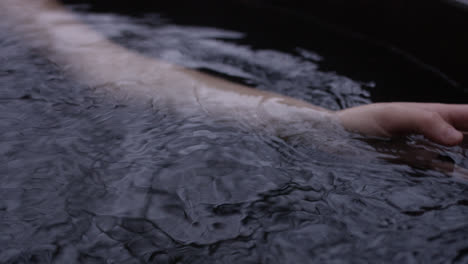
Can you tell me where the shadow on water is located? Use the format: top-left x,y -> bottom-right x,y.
1,3 -> 468,264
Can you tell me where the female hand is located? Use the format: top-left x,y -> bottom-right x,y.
337,103 -> 468,146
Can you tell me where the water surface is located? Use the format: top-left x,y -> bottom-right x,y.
1,6 -> 468,264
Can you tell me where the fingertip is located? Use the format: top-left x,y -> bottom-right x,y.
419,113 -> 463,146
441,127 -> 463,146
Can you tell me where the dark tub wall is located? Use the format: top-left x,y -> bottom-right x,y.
253,0 -> 468,92
60,0 -> 468,102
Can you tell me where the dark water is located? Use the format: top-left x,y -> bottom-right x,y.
1,6 -> 468,264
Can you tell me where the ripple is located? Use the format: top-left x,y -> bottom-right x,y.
0,5 -> 467,263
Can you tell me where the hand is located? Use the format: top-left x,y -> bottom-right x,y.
337,103 -> 468,146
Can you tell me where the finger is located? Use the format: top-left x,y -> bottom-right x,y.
415,111 -> 464,146
440,105 -> 468,131
405,103 -> 468,131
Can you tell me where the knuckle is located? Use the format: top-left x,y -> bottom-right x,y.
421,111 -> 439,123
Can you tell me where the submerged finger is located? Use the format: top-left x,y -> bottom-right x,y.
416,111 -> 464,146
409,103 -> 468,131
442,105 -> 468,131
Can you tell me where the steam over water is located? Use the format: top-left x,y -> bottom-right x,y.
1,6 -> 467,263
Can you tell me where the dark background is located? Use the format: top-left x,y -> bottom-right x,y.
62,0 -> 468,103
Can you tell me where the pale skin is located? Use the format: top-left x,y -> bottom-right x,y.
339,102 -> 468,146
1,0 -> 468,147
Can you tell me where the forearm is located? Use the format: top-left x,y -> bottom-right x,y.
4,0 -> 466,147
0,0 -> 337,134
0,0 -> 175,86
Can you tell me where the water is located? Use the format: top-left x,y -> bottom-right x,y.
1,5 -> 468,264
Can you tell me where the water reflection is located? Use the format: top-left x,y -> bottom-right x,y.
0,5 -> 467,264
